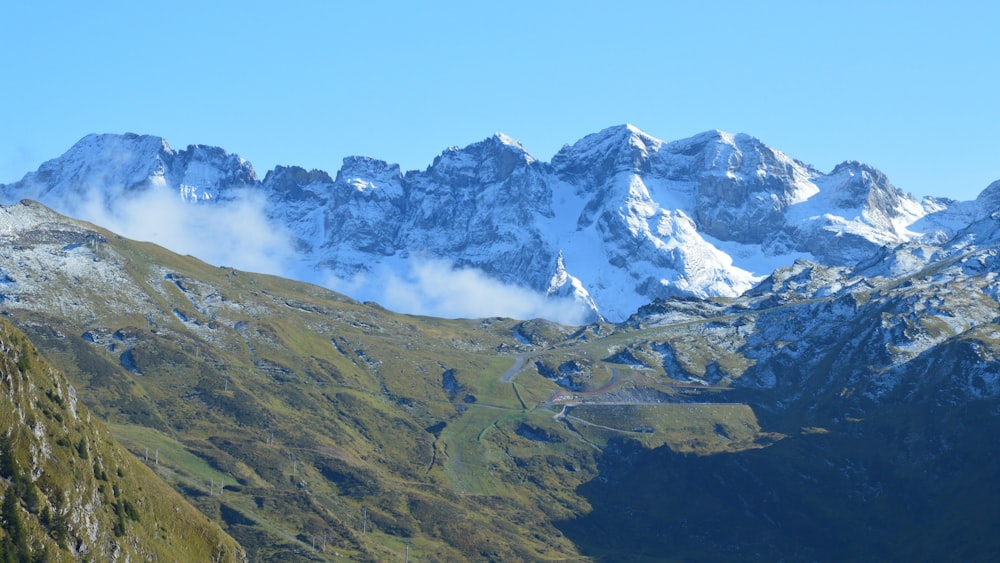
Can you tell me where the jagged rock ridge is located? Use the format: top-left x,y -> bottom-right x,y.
1,126 -> 990,321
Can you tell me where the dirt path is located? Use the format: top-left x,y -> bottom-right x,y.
499,354 -> 525,382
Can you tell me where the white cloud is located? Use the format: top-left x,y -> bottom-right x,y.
73,187 -> 301,278
333,258 -> 594,324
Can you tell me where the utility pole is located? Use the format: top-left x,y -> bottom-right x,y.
363,507 -> 368,534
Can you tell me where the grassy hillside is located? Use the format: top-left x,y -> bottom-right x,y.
0,317 -> 244,561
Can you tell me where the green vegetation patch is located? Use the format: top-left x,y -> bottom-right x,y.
107,422 -> 231,492
564,403 -> 783,453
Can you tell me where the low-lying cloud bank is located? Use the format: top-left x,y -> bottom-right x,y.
326,258 -> 593,325
75,188 -> 301,278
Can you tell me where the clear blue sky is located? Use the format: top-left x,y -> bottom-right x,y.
2,1 -> 997,200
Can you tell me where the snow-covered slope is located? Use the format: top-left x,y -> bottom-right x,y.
0,126 -> 985,322
5,133 -> 257,207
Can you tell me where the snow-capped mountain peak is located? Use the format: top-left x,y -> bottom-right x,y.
23,133 -> 171,199
974,179 -> 1000,216
335,157 -> 404,197
4,133 -> 258,208
551,124 -> 665,181
422,132 -> 537,185
493,131 -> 531,152
789,160 -> 926,255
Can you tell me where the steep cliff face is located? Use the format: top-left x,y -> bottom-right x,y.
677,131 -> 819,244
0,317 -> 245,562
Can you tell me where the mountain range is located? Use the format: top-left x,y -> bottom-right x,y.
3,125 -> 991,322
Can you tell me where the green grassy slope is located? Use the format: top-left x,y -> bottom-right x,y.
0,317 -> 244,562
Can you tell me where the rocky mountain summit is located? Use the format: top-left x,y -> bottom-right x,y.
0,126 -> 991,321
8,132 -> 256,205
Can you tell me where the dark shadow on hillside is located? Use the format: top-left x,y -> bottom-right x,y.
556,407 -> 1000,562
